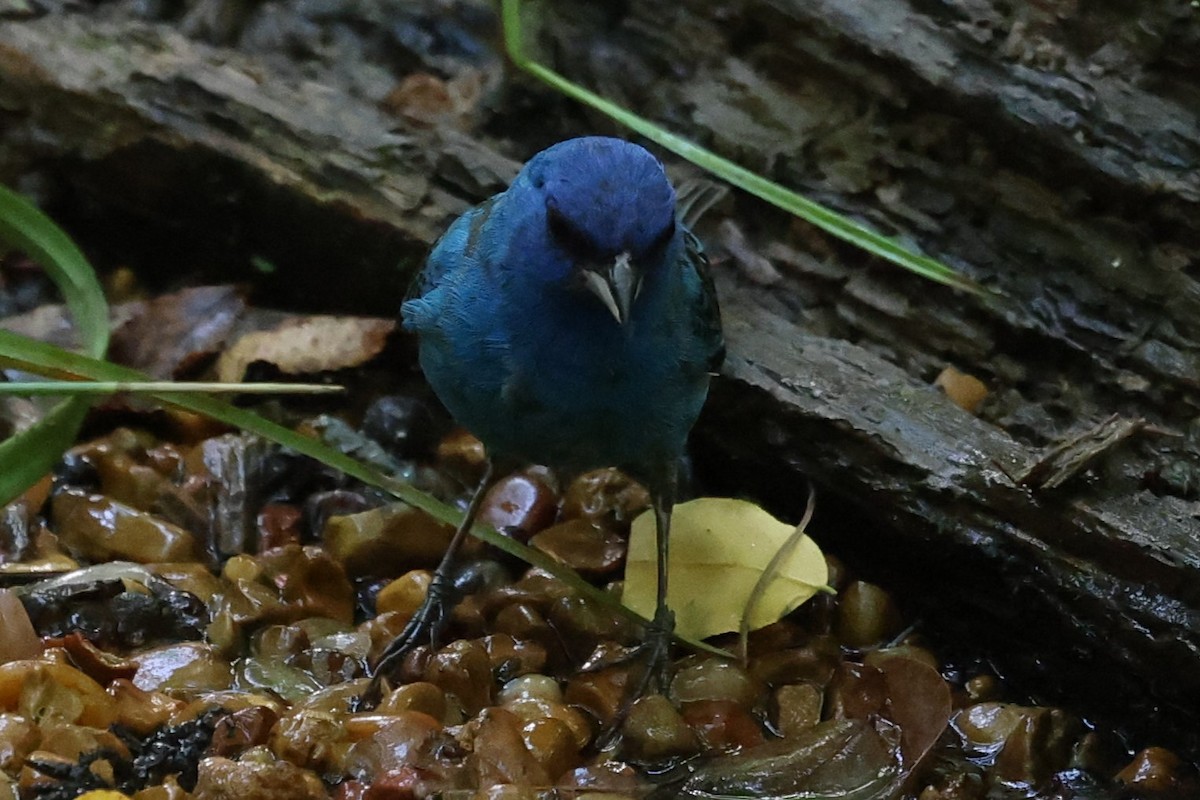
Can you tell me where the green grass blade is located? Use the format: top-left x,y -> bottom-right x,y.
0,381 -> 344,396
500,0 -> 981,294
0,329 -> 726,655
0,184 -> 109,503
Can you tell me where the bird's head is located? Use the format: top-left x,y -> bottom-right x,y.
521,137 -> 677,325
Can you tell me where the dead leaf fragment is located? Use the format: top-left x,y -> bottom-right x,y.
109,286 -> 245,379
215,315 -> 395,382
0,589 -> 41,664
934,366 -> 988,413
622,498 -> 828,640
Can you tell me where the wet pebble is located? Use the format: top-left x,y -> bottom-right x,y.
424,639 -> 494,715
1115,746 -> 1185,793
520,717 -> 580,782
670,659 -> 760,709
52,490 -> 201,564
990,707 -> 1080,787
192,755 -> 329,800
257,503 -> 304,552
211,706 -> 280,757
133,643 -> 233,694
773,683 -> 823,737
621,695 -> 700,761
108,679 -> 184,735
436,430 -> 488,484
375,570 -> 432,617
478,473 -> 558,540
361,396 -> 443,460
560,469 -> 649,530
835,581 -> 902,648
323,505 -> 464,578
529,519 -> 625,577
378,682 -> 447,721
563,666 -> 635,727
468,707 -> 549,789
497,674 -> 561,705
0,660 -> 115,728
481,634 -> 547,680
680,699 -> 765,752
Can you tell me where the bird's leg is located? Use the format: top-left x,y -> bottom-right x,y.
363,460 -> 495,706
639,478 -> 677,693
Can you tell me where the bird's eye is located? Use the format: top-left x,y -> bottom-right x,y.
648,218 -> 677,256
636,219 -> 676,269
546,206 -> 594,258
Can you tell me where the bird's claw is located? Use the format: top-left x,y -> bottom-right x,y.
636,605 -> 677,695
360,572 -> 460,709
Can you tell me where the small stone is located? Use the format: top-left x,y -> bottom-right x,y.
323,505 -> 465,578
361,395 -> 442,459
835,581 -> 902,648
0,661 -> 115,727
257,545 -> 355,625
990,707 -> 1079,787
520,717 -> 581,781
210,706 -> 279,757
0,589 -> 41,664
774,683 -> 822,737
680,699 -> 765,752
257,503 -> 303,552
964,674 -> 1000,703
468,707 -> 549,788
951,702 -> 1026,752
560,469 -> 649,531
1115,746 -> 1184,793
748,637 -> 841,687
478,474 -> 558,540
375,571 -> 432,617
133,643 -> 233,694
622,695 -> 700,760
108,679 -> 183,735
436,430 -> 488,483
481,634 -> 547,680
501,699 -> 592,750
530,519 -> 625,577
52,490 -> 201,563
669,659 -> 760,709
192,756 -> 329,800
378,682 -> 446,721
864,644 -> 939,671
498,674 -> 562,705
424,639 -> 494,714
563,666 -> 635,726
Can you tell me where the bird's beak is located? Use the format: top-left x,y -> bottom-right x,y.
582,252 -> 640,325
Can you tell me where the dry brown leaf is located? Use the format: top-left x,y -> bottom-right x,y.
215,315 -> 395,382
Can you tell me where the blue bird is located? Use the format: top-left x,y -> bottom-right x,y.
370,136 -> 724,693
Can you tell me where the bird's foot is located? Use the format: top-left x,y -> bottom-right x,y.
358,571 -> 460,710
592,606 -> 677,750
632,605 -> 676,696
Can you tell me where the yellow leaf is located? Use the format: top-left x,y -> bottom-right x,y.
622,498 -> 828,641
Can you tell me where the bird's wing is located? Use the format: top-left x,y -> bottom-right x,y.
683,229 -> 726,373
406,195 -> 501,303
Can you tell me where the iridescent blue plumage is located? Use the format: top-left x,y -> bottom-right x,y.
372,136 -> 723,693
402,137 -> 722,486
